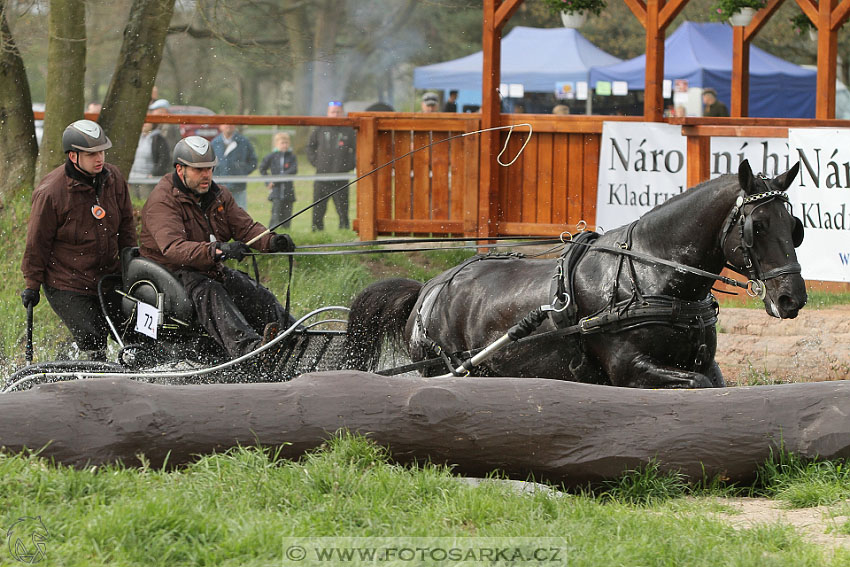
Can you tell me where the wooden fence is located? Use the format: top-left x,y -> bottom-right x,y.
353,112 -> 644,240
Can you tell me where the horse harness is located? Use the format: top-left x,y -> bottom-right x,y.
550,223 -> 718,372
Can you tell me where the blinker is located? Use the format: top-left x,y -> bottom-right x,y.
792,216 -> 804,248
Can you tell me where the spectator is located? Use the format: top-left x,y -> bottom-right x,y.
259,132 -> 298,228
306,101 -> 356,231
139,136 -> 296,363
443,90 -> 458,113
211,124 -> 258,210
85,102 -> 102,116
421,92 -> 439,113
129,99 -> 172,201
552,104 -> 570,115
702,88 -> 729,117
21,120 -> 136,360
149,85 -> 159,105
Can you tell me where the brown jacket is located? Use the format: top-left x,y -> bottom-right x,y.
22,162 -> 136,294
139,173 -> 274,278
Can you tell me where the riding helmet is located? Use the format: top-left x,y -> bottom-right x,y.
62,119 -> 113,153
173,136 -> 219,168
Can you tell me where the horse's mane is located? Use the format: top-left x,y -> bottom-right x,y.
640,173 -> 738,222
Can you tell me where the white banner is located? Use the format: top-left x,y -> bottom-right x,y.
787,128 -> 850,282
595,122 -> 686,231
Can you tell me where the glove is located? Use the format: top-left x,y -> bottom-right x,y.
217,241 -> 251,262
21,288 -> 40,308
270,234 -> 295,253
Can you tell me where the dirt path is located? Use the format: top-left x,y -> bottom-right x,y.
715,306 -> 850,385
714,497 -> 850,551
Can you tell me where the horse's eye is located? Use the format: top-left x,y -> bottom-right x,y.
753,219 -> 767,234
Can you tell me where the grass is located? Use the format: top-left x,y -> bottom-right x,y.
1,433 -> 848,566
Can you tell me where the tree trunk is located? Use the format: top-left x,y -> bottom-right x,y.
99,0 -> 176,178
0,0 -> 38,202
4,372 -> 850,487
35,0 -> 86,184
309,0 -> 345,115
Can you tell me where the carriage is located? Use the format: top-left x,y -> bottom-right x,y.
5,246 -> 350,393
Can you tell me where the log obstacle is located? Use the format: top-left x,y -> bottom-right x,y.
2,372 -> 849,487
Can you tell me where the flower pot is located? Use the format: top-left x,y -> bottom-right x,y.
728,7 -> 756,26
560,10 -> 587,28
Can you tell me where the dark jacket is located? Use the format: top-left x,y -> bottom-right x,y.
139,173 -> 274,279
150,129 -> 172,176
259,149 -> 298,202
306,126 -> 356,173
704,101 -> 729,117
22,161 -> 136,294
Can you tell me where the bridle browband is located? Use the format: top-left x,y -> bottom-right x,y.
718,182 -> 803,299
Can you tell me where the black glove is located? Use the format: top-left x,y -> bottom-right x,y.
270,234 -> 295,253
217,241 -> 251,262
21,288 -> 40,308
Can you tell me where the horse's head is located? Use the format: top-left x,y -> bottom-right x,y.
720,160 -> 807,319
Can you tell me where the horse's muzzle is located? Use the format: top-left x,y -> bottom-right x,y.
768,280 -> 807,319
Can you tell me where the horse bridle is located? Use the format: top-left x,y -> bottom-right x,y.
718,182 -> 804,299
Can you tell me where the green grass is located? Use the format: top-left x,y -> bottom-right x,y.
1,434 -> 847,566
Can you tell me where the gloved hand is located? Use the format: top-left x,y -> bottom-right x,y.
21,288 -> 40,308
217,241 -> 251,262
270,233 -> 295,253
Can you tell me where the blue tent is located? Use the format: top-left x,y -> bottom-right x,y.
413,26 -> 622,92
589,21 -> 816,118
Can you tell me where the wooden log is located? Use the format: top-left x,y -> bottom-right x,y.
2,373 -> 850,487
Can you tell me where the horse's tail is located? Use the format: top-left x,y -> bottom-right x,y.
344,278 -> 423,371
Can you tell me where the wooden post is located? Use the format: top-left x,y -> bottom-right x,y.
730,26 -> 749,117
356,116 -> 378,241
479,0 -> 523,240
685,128 -> 711,187
643,0 -> 665,122
817,0 -> 839,119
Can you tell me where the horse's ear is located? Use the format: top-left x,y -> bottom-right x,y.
774,161 -> 800,191
737,159 -> 755,195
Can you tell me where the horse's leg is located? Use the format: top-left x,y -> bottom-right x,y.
619,354 -> 715,389
704,361 -> 726,387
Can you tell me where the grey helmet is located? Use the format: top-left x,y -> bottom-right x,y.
62,119 -> 112,153
173,136 -> 218,168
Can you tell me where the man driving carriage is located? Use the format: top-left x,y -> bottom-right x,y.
139,136 -> 296,363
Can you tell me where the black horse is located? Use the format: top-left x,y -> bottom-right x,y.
344,160 -> 807,388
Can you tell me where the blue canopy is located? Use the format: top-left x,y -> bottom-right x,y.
413,26 -> 622,92
589,21 -> 816,118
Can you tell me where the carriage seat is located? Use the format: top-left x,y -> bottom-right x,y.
120,247 -> 195,323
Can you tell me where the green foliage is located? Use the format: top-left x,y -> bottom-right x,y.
755,450 -> 850,508
539,0 -> 607,17
595,460 -> 688,506
709,0 -> 766,22
0,434 -> 843,565
790,11 -> 816,34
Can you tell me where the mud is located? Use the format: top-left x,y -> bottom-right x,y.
715,306 -> 850,385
